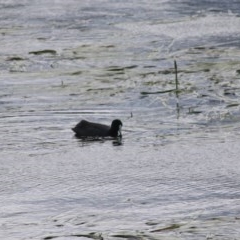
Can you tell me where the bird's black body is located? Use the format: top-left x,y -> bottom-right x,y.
72,119 -> 122,138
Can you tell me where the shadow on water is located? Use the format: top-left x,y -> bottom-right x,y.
74,135 -> 123,147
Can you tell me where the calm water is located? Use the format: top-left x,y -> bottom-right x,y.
1,1 -> 240,239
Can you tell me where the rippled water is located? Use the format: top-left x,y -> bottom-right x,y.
1,1 -> 240,239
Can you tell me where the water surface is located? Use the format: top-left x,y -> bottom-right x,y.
1,0 -> 240,239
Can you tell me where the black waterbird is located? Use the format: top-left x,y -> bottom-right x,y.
72,119 -> 122,138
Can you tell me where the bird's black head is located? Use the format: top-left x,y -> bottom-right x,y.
110,119 -> 123,137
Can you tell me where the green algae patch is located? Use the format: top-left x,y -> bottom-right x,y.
29,49 -> 57,55
151,223 -> 182,232
6,56 -> 25,61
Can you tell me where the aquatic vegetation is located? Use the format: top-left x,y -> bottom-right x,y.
6,56 -> 25,61
151,223 -> 182,232
29,49 -> 57,55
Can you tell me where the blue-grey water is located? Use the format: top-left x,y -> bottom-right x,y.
1,1 -> 240,239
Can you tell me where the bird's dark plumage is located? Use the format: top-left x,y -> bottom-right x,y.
72,119 -> 122,138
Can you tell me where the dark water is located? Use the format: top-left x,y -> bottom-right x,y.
1,1 -> 240,239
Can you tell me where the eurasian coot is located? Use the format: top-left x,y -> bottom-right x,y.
72,119 -> 122,138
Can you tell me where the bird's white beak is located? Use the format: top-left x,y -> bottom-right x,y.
118,125 -> 122,137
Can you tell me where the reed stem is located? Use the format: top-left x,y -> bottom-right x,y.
174,60 -> 178,92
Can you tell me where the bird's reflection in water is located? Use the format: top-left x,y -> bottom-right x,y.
112,136 -> 122,146
75,135 -> 123,147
